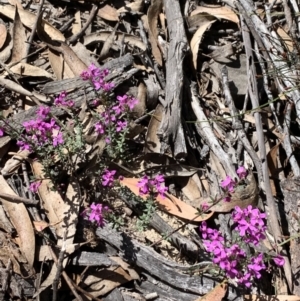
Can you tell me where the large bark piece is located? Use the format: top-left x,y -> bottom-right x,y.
157,0 -> 189,158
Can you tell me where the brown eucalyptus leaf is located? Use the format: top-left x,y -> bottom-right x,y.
0,77 -> 32,96
97,4 -> 119,21
118,0 -> 144,13
191,5 -> 239,24
0,23 -> 7,49
147,0 -> 163,66
198,171 -> 259,212
11,6 -> 27,63
36,13 -> 87,76
83,31 -> 146,52
0,4 -> 64,41
48,49 -> 63,80
9,62 -> 53,78
276,27 -> 293,52
194,280 -> 227,301
1,150 -> 30,176
32,161 -> 81,295
190,19 -> 216,69
145,103 -> 163,153
71,10 -> 81,35
0,175 -> 35,267
120,177 -> 214,222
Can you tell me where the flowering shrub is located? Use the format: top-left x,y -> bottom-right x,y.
82,203 -> 109,227
137,174 -> 168,198
199,166 -> 284,287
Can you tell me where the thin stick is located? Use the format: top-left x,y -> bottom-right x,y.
68,4 -> 98,43
25,0 -> 45,63
0,192 -> 38,205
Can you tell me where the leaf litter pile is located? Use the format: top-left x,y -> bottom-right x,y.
1,0 -> 300,300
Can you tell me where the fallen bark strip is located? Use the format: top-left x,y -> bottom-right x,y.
157,0 -> 188,158
241,16 -> 293,291
96,224 -> 242,300
136,273 -> 200,301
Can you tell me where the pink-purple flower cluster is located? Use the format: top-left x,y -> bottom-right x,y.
80,63 -> 114,92
102,169 -> 116,187
220,166 -> 248,202
199,205 -> 284,287
17,106 -> 64,151
137,174 -> 168,198
93,94 -> 138,140
54,91 -> 75,108
83,203 -> 109,228
232,205 -> 267,245
29,181 -> 42,193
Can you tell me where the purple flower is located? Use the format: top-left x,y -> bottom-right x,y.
17,140 -> 31,151
220,176 -> 236,192
54,91 -> 67,106
0,128 -> 4,136
137,175 -> 150,195
95,122 -> 105,135
238,272 -> 252,288
52,132 -> 64,146
273,255 -> 285,267
29,181 -> 41,193
232,205 -> 266,245
102,169 -> 116,187
127,97 -> 138,110
116,120 -> 127,132
37,106 -> 50,119
247,253 -> 266,279
237,166 -> 248,179
88,203 -> 109,227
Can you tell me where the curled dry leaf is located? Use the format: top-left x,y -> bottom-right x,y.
0,23 -> 7,49
31,161 -> 81,295
198,171 -> 259,212
0,4 -> 65,41
97,4 -> 119,21
147,0 -> 163,66
191,5 -> 239,24
276,27 -> 293,52
84,31 -> 146,52
145,104 -> 163,153
120,177 -> 214,222
190,19 -> 216,69
118,0 -> 144,14
0,175 -> 35,267
194,280 -> 227,301
0,77 -> 32,96
8,62 -> 53,78
11,6 -> 27,63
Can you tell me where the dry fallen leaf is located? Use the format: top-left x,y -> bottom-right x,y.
84,31 -> 146,52
120,177 -> 213,222
0,175 -> 35,267
11,6 -> 27,63
0,77 -> 32,96
194,280 -> 227,301
9,62 -> 53,78
145,104 -> 163,153
191,5 -> 239,24
0,4 -> 65,41
147,0 -> 163,66
97,4 -> 119,21
276,27 -> 293,52
190,19 -> 216,69
0,23 -> 7,49
118,0 -> 144,14
31,161 -> 81,296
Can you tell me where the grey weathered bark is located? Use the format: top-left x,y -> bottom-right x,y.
157,0 -> 189,159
